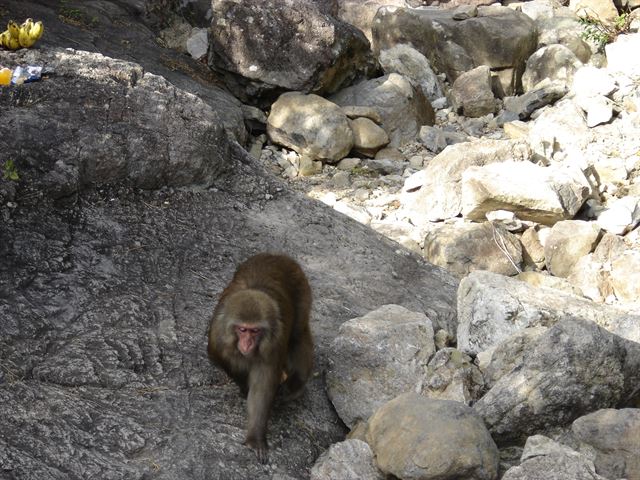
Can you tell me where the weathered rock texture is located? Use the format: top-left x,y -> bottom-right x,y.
372,5 -> 537,92
0,11 -> 459,480
208,0 -> 374,106
367,393 -> 499,480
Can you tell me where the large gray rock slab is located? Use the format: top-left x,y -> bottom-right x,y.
402,139 -> 531,224
1,49 -> 233,193
0,0 -> 246,144
0,33 -> 459,480
372,5 -> 537,92
461,161 -> 591,225
208,0 -> 374,106
366,393 -> 499,480
457,271 -> 640,354
502,435 -> 607,480
330,73 -> 435,147
474,317 -> 637,445
326,305 -> 436,428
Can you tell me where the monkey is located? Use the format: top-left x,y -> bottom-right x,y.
207,253 -> 314,463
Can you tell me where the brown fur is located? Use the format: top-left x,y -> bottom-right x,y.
207,253 -> 314,463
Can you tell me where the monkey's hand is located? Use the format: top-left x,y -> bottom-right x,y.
244,435 -> 269,464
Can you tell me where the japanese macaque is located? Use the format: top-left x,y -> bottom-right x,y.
207,253 -> 314,463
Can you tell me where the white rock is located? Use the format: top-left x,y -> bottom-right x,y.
597,196 -> 640,235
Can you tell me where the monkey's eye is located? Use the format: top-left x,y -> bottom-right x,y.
249,328 -> 261,334
237,327 -> 248,333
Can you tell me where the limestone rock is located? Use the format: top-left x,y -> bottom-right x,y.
461,162 -> 591,226
330,73 -> 435,147
378,43 -> 444,102
610,250 -> 640,303
372,6 -> 537,94
520,226 -> 546,269
537,16 -> 593,64
403,139 -> 531,224
450,65 -> 497,118
310,440 -> 384,480
522,44 -> 583,92
474,317 -> 633,445
421,348 -> 485,405
457,270 -> 640,353
349,117 -> 389,157
267,92 -> 354,162
605,33 -> 640,76
423,221 -> 523,279
572,409 -> 640,480
544,220 -> 601,277
503,82 -> 567,120
528,98 -> 593,161
367,393 -> 499,480
208,0 -> 373,105
326,305 -> 435,428
596,196 -> 640,235
502,435 -> 607,480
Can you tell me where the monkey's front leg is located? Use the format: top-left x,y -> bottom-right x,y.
244,364 -> 279,463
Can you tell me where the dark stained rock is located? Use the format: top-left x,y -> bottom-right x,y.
372,5 -> 537,93
208,0 -> 375,107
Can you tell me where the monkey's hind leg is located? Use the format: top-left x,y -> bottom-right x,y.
282,333 -> 314,400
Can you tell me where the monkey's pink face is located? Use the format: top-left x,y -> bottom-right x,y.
236,325 -> 263,356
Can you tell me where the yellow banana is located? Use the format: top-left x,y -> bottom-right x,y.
7,20 -> 20,39
30,20 -> 44,41
19,24 -> 34,48
0,30 -> 8,48
6,34 -> 20,50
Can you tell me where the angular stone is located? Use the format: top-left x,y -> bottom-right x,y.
372,5 -> 537,93
330,73 -> 435,147
461,161 -> 591,226
450,65 -> 496,118
522,44 -> 583,92
544,220 -> 601,278
457,270 -> 640,353
423,221 -> 523,279
403,139 -> 531,224
326,305 -> 435,428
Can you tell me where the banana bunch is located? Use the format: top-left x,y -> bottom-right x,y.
0,18 -> 44,50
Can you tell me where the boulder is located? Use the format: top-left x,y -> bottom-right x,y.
606,33 -> 640,76
349,117 -> 390,157
461,162 -> 591,226
544,220 -> 601,277
372,5 -> 537,93
475,317 -> 634,445
330,73 -> 435,147
572,409 -> 640,480
326,305 -> 435,428
267,92 -> 354,162
208,0 -> 373,105
450,65 -> 497,118
336,0 -> 407,42
379,43 -> 445,102
310,440 -> 384,480
502,435 -> 607,480
457,270 -> 640,353
421,348 -> 485,405
503,82 -> 568,120
402,139 -> 531,224
423,222 -> 523,279
367,393 -> 499,480
537,16 -> 593,64
522,44 -> 583,92
610,250 -> 640,303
